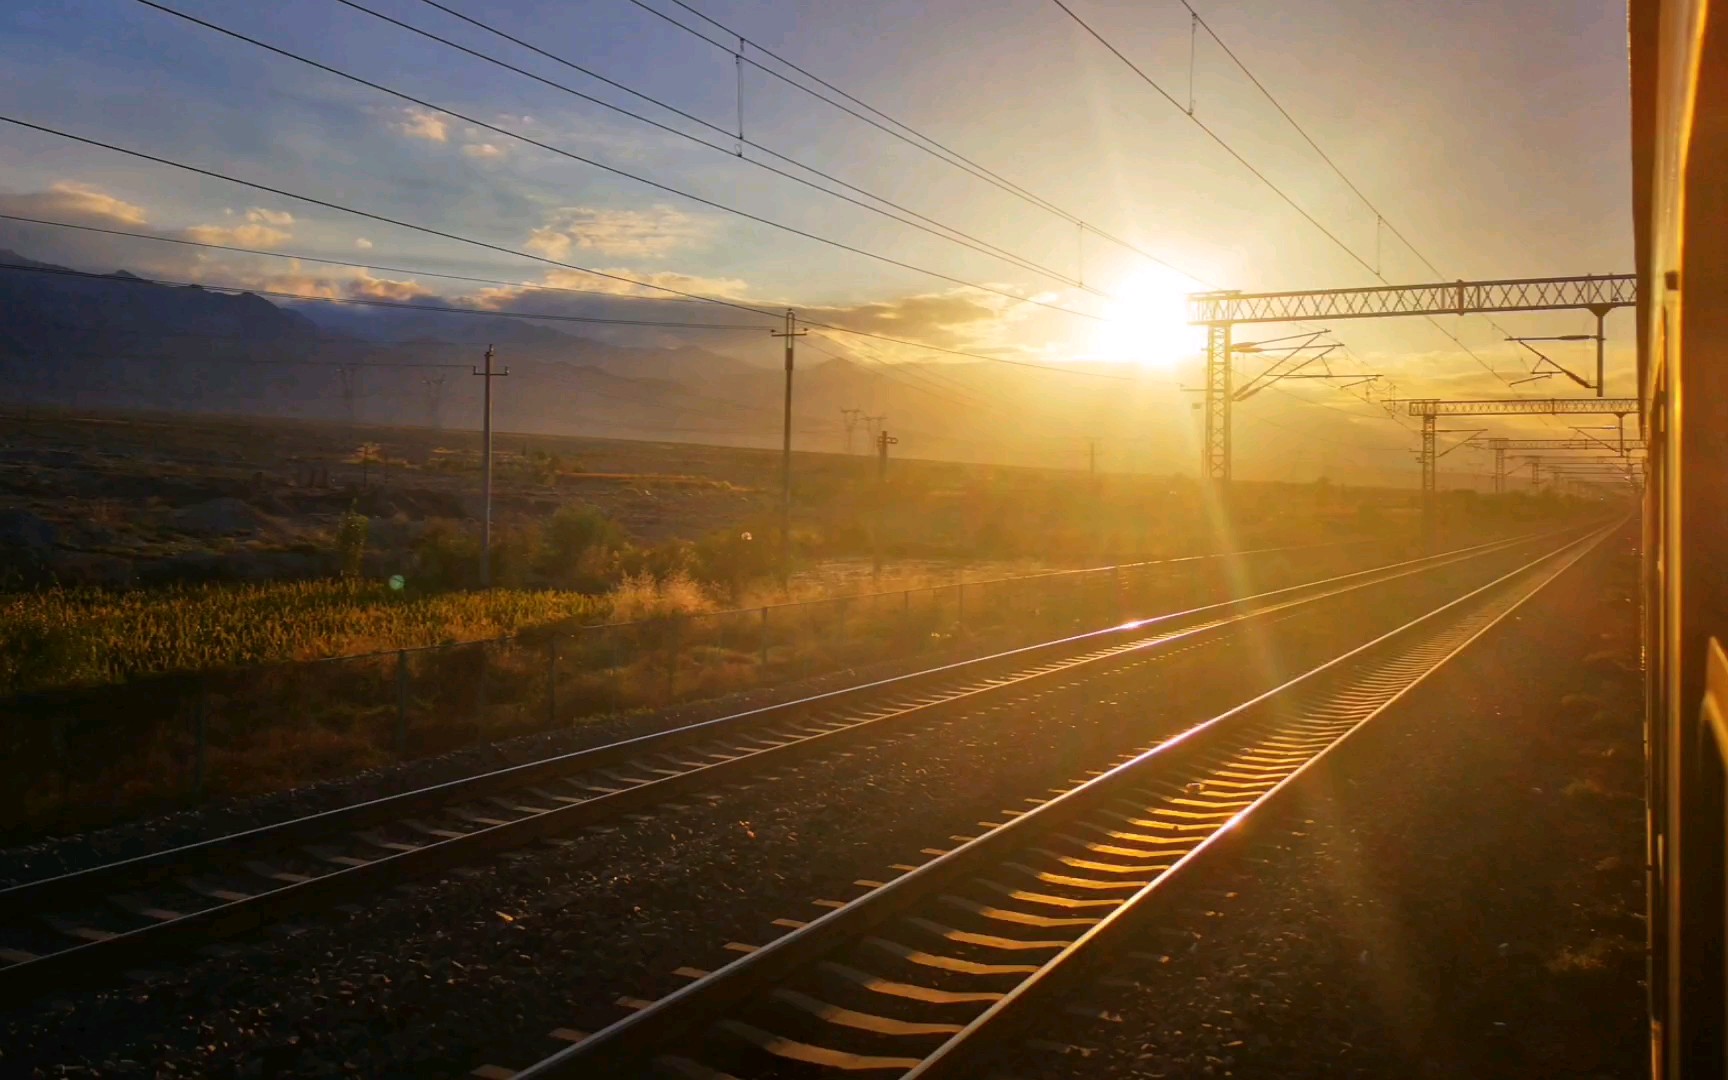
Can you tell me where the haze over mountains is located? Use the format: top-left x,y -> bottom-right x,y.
0,251 -> 1430,484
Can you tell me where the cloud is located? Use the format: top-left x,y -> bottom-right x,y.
803,288 -> 1014,351
525,204 -> 711,259
461,142 -> 506,160
355,238 -> 373,250
215,263 -> 437,304
396,108 -> 448,142
350,271 -> 435,302
0,180 -> 149,227
469,266 -> 752,310
522,226 -> 572,262
180,207 -> 296,249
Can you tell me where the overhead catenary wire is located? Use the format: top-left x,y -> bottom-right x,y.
619,0 -> 1205,281
132,0 -> 1106,323
0,223 -> 1113,425
350,0 -> 1112,295
0,213 -> 1119,396
0,112 -> 1128,379
0,212 -> 718,306
1171,0 -> 1575,436
1050,0 -> 1555,422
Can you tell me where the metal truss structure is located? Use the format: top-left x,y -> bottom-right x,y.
1187,276 -> 1637,486
1487,435 -> 1648,492
1487,437 -> 1648,450
1188,275 -> 1636,325
1406,397 -> 1640,417
1403,395 -> 1631,514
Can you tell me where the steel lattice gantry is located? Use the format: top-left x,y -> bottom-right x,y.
1486,436 -> 1648,493
1185,276 -> 1637,484
1406,398 -> 1639,509
1189,274 -> 1636,324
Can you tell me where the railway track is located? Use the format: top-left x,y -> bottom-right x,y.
0,526 -> 1584,1004
482,523 -> 1612,1080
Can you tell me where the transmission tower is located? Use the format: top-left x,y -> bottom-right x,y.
423,374 -> 447,431
840,408 -> 864,454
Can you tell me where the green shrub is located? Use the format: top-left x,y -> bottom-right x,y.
335,506 -> 368,579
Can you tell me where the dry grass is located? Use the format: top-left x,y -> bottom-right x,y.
0,581 -> 611,692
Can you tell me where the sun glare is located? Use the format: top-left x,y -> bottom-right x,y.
1089,269 -> 1207,370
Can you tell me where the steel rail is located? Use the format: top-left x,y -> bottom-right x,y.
0,526 -> 1584,1003
503,522 -> 1613,1079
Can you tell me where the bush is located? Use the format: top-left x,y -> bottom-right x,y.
536,505 -> 627,591
691,527 -> 775,600
412,519 -> 480,589
334,506 -> 369,579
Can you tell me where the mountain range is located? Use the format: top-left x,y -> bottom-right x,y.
0,249 -> 1425,483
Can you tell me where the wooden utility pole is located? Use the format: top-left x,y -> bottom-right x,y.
771,310 -> 805,584
472,345 -> 509,587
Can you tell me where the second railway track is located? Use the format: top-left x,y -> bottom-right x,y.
0,525 -> 1594,1003
485,521 -> 1615,1080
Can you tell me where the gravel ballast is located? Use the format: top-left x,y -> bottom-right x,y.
1004,527 -> 1646,1079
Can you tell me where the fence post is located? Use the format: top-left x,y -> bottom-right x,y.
475,643 -> 489,732
666,616 -> 682,700
192,678 -> 207,798
547,634 -> 559,727
759,606 -> 770,670
51,714 -> 70,819
395,649 -> 409,757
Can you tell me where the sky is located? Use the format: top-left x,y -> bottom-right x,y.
0,0 -> 1636,482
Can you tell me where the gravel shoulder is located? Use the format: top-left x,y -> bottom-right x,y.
1008,526 -> 1646,1079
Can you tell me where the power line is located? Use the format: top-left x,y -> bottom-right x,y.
0,259 -> 774,330
358,0 -> 1106,295
1173,0 -> 1566,423
0,112 -> 1124,378
133,0 -> 1105,323
1047,0 -> 1378,280
620,0 -> 1205,281
0,212 -> 714,305
1051,0 -> 1558,428
0,213 -> 1119,387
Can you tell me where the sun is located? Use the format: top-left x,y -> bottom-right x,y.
1087,268 -> 1207,370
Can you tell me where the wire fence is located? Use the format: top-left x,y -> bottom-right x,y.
0,539 -> 1393,837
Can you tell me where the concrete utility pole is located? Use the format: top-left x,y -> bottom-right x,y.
771,310 -> 806,583
472,344 -> 509,587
